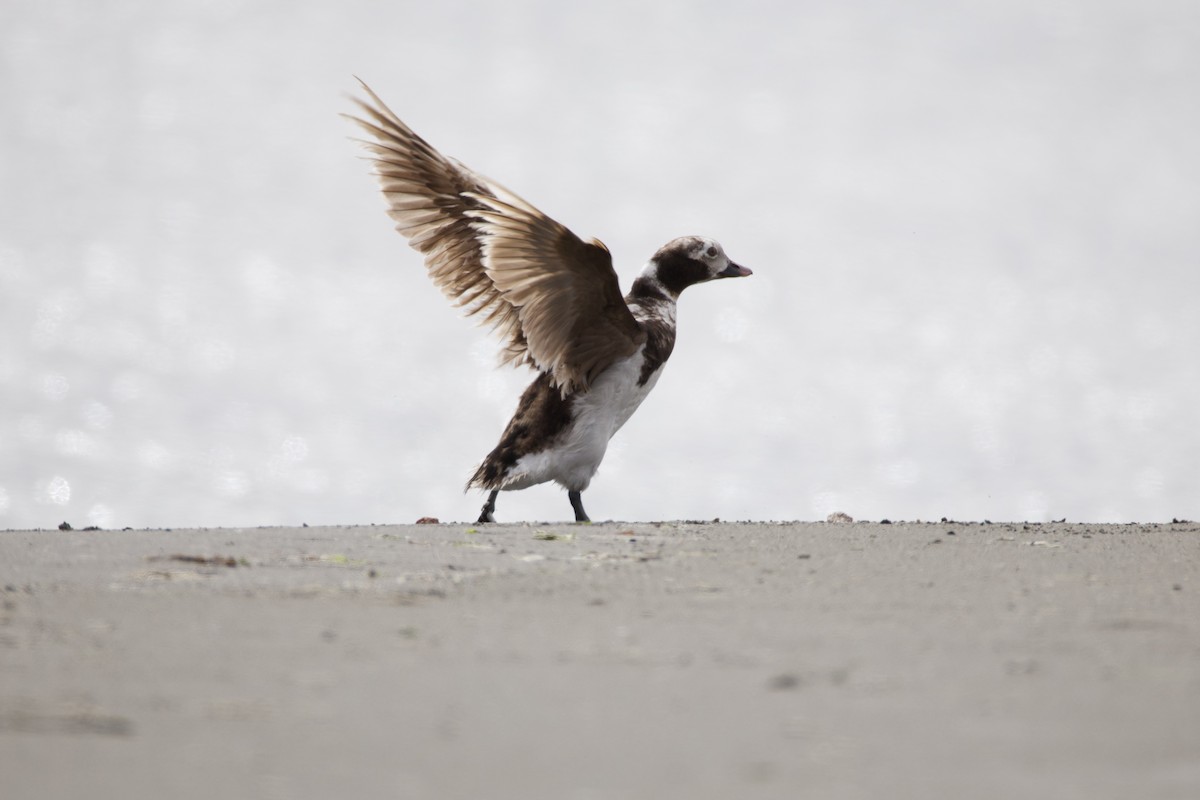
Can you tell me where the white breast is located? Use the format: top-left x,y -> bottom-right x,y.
503,345 -> 663,492
577,346 -> 663,441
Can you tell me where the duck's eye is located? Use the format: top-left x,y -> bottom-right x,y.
704,246 -> 719,260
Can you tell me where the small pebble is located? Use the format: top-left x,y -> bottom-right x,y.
767,673 -> 801,691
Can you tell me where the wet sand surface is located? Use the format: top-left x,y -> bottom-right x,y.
2,521 -> 1198,799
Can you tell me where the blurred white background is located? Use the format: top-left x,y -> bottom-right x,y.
2,0 -> 1197,528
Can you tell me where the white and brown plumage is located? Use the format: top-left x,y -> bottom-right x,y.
346,80 -> 751,523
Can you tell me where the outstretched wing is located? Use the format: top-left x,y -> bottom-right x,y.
345,80 -> 645,393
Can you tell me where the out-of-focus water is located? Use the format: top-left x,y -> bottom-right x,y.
3,0 -> 1198,528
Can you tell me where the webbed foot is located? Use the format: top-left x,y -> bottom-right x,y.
477,490 -> 499,524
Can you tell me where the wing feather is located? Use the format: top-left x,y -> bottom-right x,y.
345,80 -> 644,393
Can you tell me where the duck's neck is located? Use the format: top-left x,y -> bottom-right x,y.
627,274 -> 677,306
625,275 -> 678,386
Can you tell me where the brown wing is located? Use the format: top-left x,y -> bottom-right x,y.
345,80 -> 645,394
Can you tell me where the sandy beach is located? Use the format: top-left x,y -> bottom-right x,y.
1,520 -> 1197,799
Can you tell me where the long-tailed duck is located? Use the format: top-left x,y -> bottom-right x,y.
346,81 -> 751,523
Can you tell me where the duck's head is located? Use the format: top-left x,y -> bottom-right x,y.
642,236 -> 752,297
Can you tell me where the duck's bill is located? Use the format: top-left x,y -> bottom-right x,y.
719,262 -> 753,278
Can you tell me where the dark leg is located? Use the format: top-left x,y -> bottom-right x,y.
477,490 -> 499,523
568,490 -> 590,523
